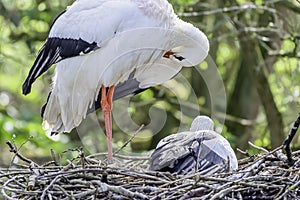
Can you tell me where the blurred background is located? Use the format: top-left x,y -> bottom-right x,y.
0,0 -> 300,166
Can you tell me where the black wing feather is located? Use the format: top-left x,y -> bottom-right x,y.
22,10 -> 66,95
22,8 -> 99,95
22,37 -> 98,95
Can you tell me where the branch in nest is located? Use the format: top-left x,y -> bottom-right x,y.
283,112 -> 300,165
6,140 -> 36,166
113,124 -> 145,156
248,141 -> 269,153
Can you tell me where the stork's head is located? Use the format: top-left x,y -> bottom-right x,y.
168,20 -> 209,67
190,115 -> 214,132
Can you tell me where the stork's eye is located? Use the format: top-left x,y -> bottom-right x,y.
174,55 -> 185,61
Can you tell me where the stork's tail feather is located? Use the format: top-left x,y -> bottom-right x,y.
42,91 -> 64,133
42,83 -> 96,134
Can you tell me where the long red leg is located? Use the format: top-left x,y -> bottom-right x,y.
101,85 -> 115,161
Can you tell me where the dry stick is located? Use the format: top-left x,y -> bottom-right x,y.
50,149 -> 60,166
40,175 -> 62,200
1,176 -> 41,198
60,188 -> 98,200
25,196 -> 36,200
92,181 -> 148,199
237,148 -> 251,157
114,170 -> 169,183
87,152 -> 149,160
238,145 -> 282,171
248,141 -> 269,153
283,112 -> 300,165
40,161 -> 75,200
27,174 -> 37,190
131,186 -> 159,193
78,147 -> 87,170
53,185 -> 70,197
210,185 -> 240,200
292,149 -> 300,155
276,179 -> 300,200
6,140 -> 34,165
152,182 -> 190,199
151,173 -> 232,196
113,154 -> 149,160
113,124 -> 145,156
1,176 -> 20,200
178,186 -> 212,200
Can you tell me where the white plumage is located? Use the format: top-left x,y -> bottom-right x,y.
23,0 -> 209,160
150,116 -> 238,175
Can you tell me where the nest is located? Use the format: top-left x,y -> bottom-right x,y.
1,140 -> 300,200
1,114 -> 300,199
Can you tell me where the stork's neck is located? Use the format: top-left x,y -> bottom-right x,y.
131,0 -> 177,24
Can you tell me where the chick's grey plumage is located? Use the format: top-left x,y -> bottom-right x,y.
150,116 -> 238,175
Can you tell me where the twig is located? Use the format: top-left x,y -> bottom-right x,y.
283,112 -> 300,165
237,148 -> 251,157
113,124 -> 145,155
210,185 -> 239,200
93,181 -> 149,199
87,153 -> 149,161
6,140 -> 35,165
276,179 -> 300,200
248,141 -> 269,153
1,176 -> 20,200
50,149 -> 60,166
40,161 -> 74,200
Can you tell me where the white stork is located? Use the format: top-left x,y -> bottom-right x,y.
150,116 -> 238,175
22,0 -> 209,161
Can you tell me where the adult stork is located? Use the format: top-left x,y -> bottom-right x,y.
150,116 -> 238,175
22,0 -> 209,161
